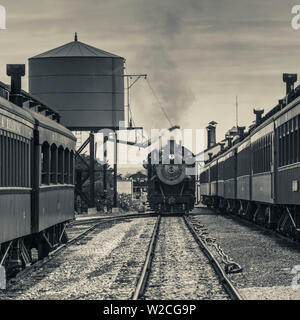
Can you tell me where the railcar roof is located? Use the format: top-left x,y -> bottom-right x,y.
0,96 -> 35,124
30,109 -> 76,141
0,94 -> 75,142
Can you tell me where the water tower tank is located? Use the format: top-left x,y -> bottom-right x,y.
29,34 -> 124,129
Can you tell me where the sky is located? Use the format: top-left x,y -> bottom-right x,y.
0,0 -> 300,172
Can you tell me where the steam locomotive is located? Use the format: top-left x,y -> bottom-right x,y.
145,139 -> 195,214
0,64 -> 76,272
200,73 -> 300,240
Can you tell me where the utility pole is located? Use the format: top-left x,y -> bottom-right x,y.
236,95 -> 239,128
113,131 -> 118,209
103,135 -> 108,210
124,74 -> 147,128
89,132 -> 95,208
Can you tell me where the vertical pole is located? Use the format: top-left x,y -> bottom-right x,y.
89,132 -> 95,208
113,131 -> 118,208
103,135 -> 108,198
236,95 -> 238,128
127,76 -> 130,127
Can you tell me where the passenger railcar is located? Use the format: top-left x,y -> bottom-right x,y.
201,73 -> 300,240
0,64 -> 76,271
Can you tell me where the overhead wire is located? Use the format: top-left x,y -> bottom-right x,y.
145,78 -> 173,128
124,68 -> 175,146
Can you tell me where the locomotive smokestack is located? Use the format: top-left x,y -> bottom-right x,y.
283,73 -> 297,95
7,64 -> 25,107
206,121 -> 217,149
253,109 -> 264,126
237,126 -> 246,139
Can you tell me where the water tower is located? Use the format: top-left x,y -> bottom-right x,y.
29,33 -> 124,129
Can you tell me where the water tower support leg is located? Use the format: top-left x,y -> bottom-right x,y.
89,132 -> 95,209
113,131 -> 118,209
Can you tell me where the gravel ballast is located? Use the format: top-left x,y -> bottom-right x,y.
188,208 -> 300,300
0,217 -> 157,300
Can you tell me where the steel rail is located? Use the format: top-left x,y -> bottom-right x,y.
132,215 -> 161,300
183,216 -> 243,300
72,212 -> 153,226
6,215 -> 149,288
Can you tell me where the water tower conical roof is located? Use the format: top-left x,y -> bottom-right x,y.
30,34 -> 123,59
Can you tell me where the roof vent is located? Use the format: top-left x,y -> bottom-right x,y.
7,64 -> 25,107
237,126 -> 246,139
278,99 -> 285,110
253,109 -> 264,126
226,136 -> 233,148
219,142 -> 225,152
283,73 -> 297,95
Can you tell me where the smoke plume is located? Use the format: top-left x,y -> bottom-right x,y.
131,0 -> 201,128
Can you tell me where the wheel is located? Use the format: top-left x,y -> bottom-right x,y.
37,241 -> 50,260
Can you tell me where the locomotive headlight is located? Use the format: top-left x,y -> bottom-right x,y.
169,154 -> 175,160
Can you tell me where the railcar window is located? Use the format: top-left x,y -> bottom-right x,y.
290,119 -> 294,164
50,144 -> 58,184
218,161 -> 224,180
12,136 -> 16,186
70,151 -> 74,184
284,124 -> 286,165
41,142 -> 50,185
0,132 -> 4,186
237,145 -> 251,177
296,116 -> 299,163
5,133 -> 8,186
0,131 -> 31,187
64,149 -> 70,184
210,164 -> 218,181
8,135 -> 12,186
224,154 -> 235,180
252,133 -> 272,174
278,126 -> 282,166
294,117 -> 298,163
200,170 -> 208,183
58,146 -> 64,184
288,120 -> 291,165
277,115 -> 300,167
15,137 -> 19,186
25,140 -> 30,187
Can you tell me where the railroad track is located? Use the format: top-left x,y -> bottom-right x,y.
132,215 -> 242,300
132,215 -> 161,300
5,215 -> 147,289
71,212 -> 152,226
